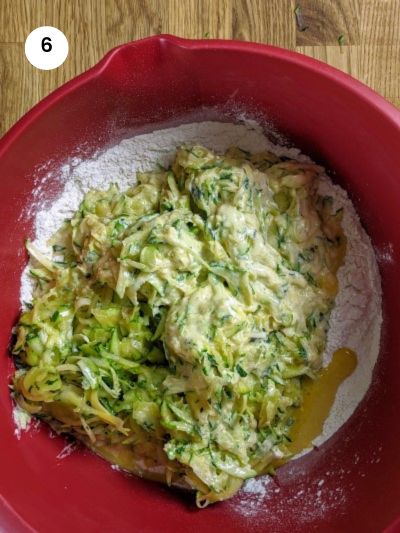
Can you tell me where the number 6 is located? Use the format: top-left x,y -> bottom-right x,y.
41,37 -> 52,53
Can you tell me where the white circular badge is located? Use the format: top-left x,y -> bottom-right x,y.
25,26 -> 69,70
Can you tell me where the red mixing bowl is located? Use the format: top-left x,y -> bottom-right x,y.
0,35 -> 399,533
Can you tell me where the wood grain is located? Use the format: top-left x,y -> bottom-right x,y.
0,0 -> 399,136
295,0 -> 360,46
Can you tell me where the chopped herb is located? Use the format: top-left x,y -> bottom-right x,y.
304,271 -> 316,286
175,442 -> 188,455
50,310 -> 59,322
191,184 -> 202,201
160,200 -> 173,211
99,397 -> 115,414
207,353 -> 218,369
52,244 -> 65,252
236,364 -> 247,377
277,230 -> 286,249
220,170 -> 232,180
298,344 -> 307,360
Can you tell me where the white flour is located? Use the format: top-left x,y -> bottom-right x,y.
17,120 -> 382,518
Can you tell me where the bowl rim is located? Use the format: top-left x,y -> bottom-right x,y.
1,34 -> 399,157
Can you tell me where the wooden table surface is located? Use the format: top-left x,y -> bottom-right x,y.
1,0 -> 399,136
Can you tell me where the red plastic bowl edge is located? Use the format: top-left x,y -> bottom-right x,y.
1,35 -> 400,157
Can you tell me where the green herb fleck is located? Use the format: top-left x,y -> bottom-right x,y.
236,364 -> 247,377
50,310 -> 59,322
298,344 -> 307,360
52,244 -> 65,252
207,353 -> 218,369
